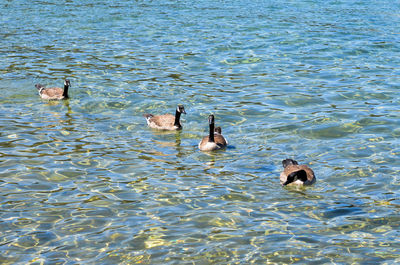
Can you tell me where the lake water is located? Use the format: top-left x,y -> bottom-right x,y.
1,0 -> 400,263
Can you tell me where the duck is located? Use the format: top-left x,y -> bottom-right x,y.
280,158 -> 316,186
198,114 -> 228,151
144,104 -> 186,130
35,79 -> 71,100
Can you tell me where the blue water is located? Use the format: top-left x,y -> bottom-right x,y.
1,0 -> 400,263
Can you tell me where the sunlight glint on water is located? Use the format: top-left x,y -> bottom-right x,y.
1,0 -> 400,264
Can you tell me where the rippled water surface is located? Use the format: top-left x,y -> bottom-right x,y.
1,0 -> 400,264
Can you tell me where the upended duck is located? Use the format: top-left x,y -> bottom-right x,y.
280,158 -> 316,186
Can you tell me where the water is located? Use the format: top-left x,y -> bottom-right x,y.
1,0 -> 400,263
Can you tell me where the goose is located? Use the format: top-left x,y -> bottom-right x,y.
144,104 -> 186,130
35,79 -> 70,100
280,158 -> 316,186
198,115 -> 228,151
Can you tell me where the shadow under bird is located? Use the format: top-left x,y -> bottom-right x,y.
280,158 -> 316,186
198,114 -> 228,151
144,104 -> 186,130
35,79 -> 71,100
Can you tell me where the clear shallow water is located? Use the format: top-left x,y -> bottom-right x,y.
1,0 -> 400,263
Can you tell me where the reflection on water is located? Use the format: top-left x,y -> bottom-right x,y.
1,0 -> 400,264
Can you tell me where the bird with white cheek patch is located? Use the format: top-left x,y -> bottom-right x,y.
144,104 -> 186,130
35,79 -> 71,100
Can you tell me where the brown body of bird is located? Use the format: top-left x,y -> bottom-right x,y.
36,79 -> 70,100
198,115 -> 228,151
144,105 -> 186,130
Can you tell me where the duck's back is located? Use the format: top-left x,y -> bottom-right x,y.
146,114 -> 177,130
39,87 -> 64,100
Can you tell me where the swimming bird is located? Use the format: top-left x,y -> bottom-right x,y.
35,79 -> 71,100
280,158 -> 316,186
144,104 -> 186,130
198,115 -> 228,151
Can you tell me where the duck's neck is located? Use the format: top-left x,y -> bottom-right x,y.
208,122 -> 215,143
174,110 -> 181,127
62,83 -> 69,99
298,170 -> 308,182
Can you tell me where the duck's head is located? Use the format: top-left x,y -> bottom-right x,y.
208,114 -> 215,125
177,104 -> 186,114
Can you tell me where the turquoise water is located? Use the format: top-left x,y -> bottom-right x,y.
1,0 -> 400,263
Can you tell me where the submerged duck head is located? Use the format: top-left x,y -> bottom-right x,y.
280,158 -> 316,186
